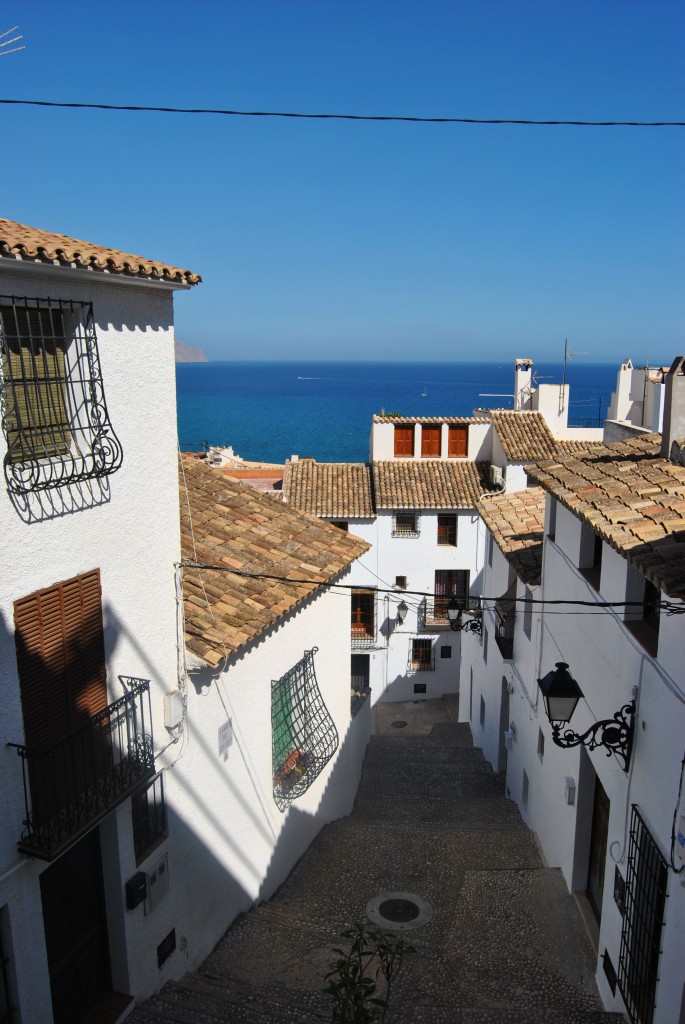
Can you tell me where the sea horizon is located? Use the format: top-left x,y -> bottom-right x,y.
175,358 -> 633,464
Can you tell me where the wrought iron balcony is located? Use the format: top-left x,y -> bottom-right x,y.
351,627 -> 375,649
9,678 -> 155,860
494,585 -> 516,660
420,595 -> 479,629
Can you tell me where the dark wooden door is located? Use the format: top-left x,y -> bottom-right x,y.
40,828 -> 111,1024
587,773 -> 610,922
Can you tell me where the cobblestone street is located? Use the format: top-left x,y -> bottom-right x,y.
129,697 -> 624,1023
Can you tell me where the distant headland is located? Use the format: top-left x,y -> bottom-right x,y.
175,340 -> 208,363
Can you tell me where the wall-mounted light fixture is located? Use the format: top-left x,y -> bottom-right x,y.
538,661 -> 635,772
447,597 -> 482,636
396,600 -> 408,625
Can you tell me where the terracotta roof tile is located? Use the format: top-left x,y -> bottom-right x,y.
490,411 -> 558,461
373,460 -> 498,509
283,461 -> 375,518
0,217 -> 201,286
478,487 -> 547,586
373,415 -> 488,424
179,454 -> 369,667
526,433 -> 685,599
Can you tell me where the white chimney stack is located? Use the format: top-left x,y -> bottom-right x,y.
661,356 -> 685,459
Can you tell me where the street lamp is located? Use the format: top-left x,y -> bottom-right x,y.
396,600 -> 408,625
447,597 -> 482,636
538,661 -> 635,772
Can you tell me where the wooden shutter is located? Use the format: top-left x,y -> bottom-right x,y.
0,305 -> 70,462
14,570 -> 107,751
394,424 -> 414,457
448,425 -> 468,458
421,425 -> 441,457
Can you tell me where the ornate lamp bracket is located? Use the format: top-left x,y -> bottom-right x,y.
551,700 -> 635,772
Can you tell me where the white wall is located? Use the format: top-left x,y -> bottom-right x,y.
368,420 -> 491,462
154,578 -> 370,984
0,263 -> 184,1020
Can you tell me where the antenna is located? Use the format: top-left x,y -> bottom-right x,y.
561,339 -> 589,414
0,25 -> 25,57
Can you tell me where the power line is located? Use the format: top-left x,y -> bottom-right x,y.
0,98 -> 683,127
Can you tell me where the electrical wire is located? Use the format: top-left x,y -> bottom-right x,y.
1,98 -> 683,126
670,751 -> 685,873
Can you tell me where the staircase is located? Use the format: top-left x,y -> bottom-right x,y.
129,700 -> 624,1023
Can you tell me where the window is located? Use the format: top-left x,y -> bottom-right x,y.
522,769 -> 529,813
437,514 -> 457,546
487,532 -> 494,567
537,728 -> 545,762
421,424 -> 441,457
483,625 -> 489,664
394,423 -> 414,457
434,569 -> 470,618
618,806 -> 667,1024
271,648 -> 338,811
479,695 -> 486,730
547,497 -> 557,540
448,424 -> 468,458
523,587 -> 533,639
0,907 -> 17,1024
440,645 -> 452,659
579,526 -> 603,590
330,520 -> 348,532
411,639 -> 434,671
393,512 -> 419,537
351,590 -> 375,641
132,773 -> 167,864
0,297 -> 122,493
395,575 -> 407,589
625,568 -> 660,657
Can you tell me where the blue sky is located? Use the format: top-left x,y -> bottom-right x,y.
2,1 -> 682,362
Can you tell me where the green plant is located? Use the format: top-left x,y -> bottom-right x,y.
323,921 -> 415,1022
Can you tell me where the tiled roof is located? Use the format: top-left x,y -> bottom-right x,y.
179,454 -> 369,667
479,487 -> 547,586
373,460 -> 497,509
490,411 -> 558,461
526,433 -> 685,599
283,461 -> 375,518
0,218 -> 201,286
554,438 -> 605,455
373,415 -> 489,424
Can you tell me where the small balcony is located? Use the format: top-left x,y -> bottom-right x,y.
351,627 -> 376,649
9,678 -> 155,860
494,586 -> 516,661
420,595 -> 479,629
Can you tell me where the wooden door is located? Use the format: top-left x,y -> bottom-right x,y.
394,424 -> 414,456
587,773 -> 610,922
40,828 -> 111,1024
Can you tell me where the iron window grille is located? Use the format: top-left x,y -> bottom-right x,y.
618,806 -> 668,1024
271,648 -> 339,812
0,296 -> 122,494
437,514 -> 458,546
392,512 -> 420,537
409,638 -> 435,672
132,771 -> 168,864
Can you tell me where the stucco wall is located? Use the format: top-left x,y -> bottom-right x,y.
0,262 -> 183,1021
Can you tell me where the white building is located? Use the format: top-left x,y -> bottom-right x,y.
461,358 -> 685,1024
604,358 -> 668,442
173,453 -> 370,968
0,217 -> 200,1023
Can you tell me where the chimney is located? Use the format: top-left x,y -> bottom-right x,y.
661,356 -> 685,459
514,358 -> 533,411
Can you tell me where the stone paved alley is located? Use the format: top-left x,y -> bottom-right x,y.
129,698 -> 624,1023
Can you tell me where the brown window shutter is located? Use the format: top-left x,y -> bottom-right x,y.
394,424 -> 414,457
14,570 -> 107,750
448,425 -> 468,457
421,425 -> 441,457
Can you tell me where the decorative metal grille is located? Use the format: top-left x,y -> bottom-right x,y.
271,648 -> 339,812
618,806 -> 668,1024
8,677 -> 154,860
408,638 -> 435,672
392,512 -> 420,537
0,296 -> 123,493
132,771 -> 167,863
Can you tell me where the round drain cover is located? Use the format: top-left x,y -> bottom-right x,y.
378,898 -> 420,923
366,891 -> 433,931
391,720 -> 407,729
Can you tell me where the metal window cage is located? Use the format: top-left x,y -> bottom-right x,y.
0,296 -> 123,493
618,805 -> 668,1024
393,512 -> 420,538
408,639 -> 435,672
271,648 -> 339,812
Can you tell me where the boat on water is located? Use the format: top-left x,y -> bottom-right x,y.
421,386 -> 428,397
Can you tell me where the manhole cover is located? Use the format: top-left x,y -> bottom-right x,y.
366,891 -> 433,931
378,898 -> 420,923
391,720 -> 407,729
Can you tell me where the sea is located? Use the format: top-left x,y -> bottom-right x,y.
176,360 -> 620,464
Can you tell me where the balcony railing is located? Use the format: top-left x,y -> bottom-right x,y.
420,595 -> 479,629
494,585 -> 516,660
9,677 -> 155,860
351,627 -> 376,649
